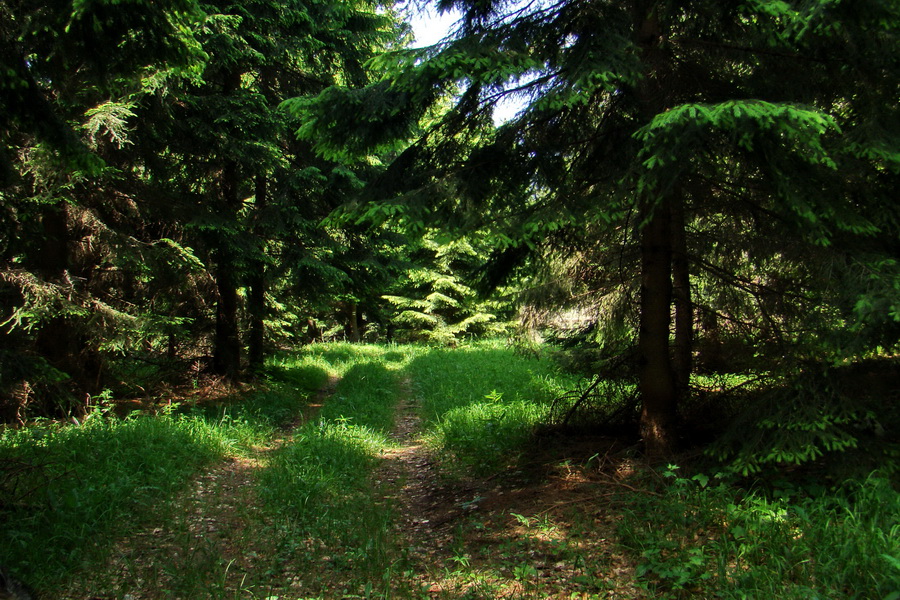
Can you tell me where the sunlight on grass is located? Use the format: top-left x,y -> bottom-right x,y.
0,415 -> 227,588
0,364 -> 319,592
6,342 -> 895,599
255,343 -> 424,593
406,341 -> 579,474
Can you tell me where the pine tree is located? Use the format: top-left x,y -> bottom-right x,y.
0,0 -> 402,416
0,0 -> 206,414
121,0 -> 400,379
382,230 -> 511,344
292,0 -> 900,456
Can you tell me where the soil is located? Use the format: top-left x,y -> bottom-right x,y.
62,374 -> 647,599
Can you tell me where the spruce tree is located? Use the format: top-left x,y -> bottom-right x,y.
0,0 -> 206,414
292,0 -> 900,455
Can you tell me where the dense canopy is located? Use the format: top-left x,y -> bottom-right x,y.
1,0 -> 899,458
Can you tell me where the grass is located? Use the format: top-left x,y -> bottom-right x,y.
2,341 -> 899,599
616,466 -> 900,599
255,343 -> 422,596
406,340 -> 579,475
0,364 -> 322,592
0,414 -> 226,588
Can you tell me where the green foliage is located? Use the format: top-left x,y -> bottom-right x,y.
383,231 -> 513,344
0,0 -> 407,407
256,343 -> 418,579
293,0 -> 900,455
0,354 -> 323,591
618,468 -> 900,599
708,362 -> 900,476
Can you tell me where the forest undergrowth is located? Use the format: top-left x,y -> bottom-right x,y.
1,342 -> 898,599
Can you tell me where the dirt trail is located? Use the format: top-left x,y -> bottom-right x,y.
60,371 -> 639,599
371,377 -> 643,598
376,378 -> 457,550
61,377 -> 340,600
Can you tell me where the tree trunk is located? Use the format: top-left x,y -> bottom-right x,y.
34,205 -> 73,373
347,301 -> 360,343
212,160 -> 241,381
211,67 -> 245,381
634,1 -> 678,457
247,174 -> 267,373
638,199 -> 678,458
698,309 -> 724,371
670,197 -> 693,401
31,204 -> 103,406
213,262 -> 241,380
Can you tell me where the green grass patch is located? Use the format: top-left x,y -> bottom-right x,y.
0,356 -> 322,594
617,467 -> 900,599
255,343 -> 421,590
406,341 -> 578,475
0,414 -> 227,588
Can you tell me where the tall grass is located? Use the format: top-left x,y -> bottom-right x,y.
406,340 -> 578,474
0,415 -> 226,588
617,467 -> 900,599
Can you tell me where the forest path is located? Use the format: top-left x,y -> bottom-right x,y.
372,375 -> 492,595
58,364 -> 638,599
375,377 -> 458,556
370,376 -> 642,599
61,375 -> 340,600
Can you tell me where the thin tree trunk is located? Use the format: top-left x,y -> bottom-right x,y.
32,204 -> 102,407
347,301 -> 360,343
212,160 -> 241,381
34,205 -> 72,372
698,309 -> 723,371
213,261 -> 241,380
247,174 -> 267,373
638,199 -> 678,458
670,197 -> 693,401
212,68 -> 244,381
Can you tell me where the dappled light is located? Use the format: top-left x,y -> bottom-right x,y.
2,0 -> 899,597
3,342 -> 898,598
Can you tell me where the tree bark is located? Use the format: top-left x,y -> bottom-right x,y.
638,199 -> 678,458
634,1 -> 679,457
33,204 -> 103,403
247,174 -> 267,373
212,68 -> 244,381
33,205 -> 73,375
212,160 -> 241,381
213,261 -> 241,381
670,197 -> 693,401
346,301 -> 360,343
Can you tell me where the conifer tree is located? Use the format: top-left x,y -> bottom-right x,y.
0,0 -> 206,414
382,230 -> 511,344
292,0 -> 900,455
123,0 -> 399,379
0,0 -> 401,417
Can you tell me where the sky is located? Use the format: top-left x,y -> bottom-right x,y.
406,4 -> 526,123
407,4 -> 459,48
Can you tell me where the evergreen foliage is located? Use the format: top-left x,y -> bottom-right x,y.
0,0 -> 898,475
382,231 -> 512,344
291,0 -> 900,456
0,0 -> 402,416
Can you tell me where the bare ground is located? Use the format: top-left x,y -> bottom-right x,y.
373,378 -> 645,599
62,374 -> 647,599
